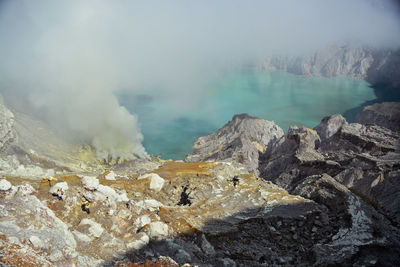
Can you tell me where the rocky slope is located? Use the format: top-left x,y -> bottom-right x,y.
355,101 -> 400,132
1,98 -> 400,266
261,45 -> 400,88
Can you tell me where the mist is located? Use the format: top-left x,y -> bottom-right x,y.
0,0 -> 399,160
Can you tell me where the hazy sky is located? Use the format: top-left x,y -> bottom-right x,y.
0,0 -> 399,159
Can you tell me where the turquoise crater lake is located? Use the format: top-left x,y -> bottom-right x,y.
118,70 -> 377,160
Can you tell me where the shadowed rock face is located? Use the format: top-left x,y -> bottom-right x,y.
259,112 -> 400,229
186,113 -> 284,175
355,102 -> 400,132
261,45 -> 400,88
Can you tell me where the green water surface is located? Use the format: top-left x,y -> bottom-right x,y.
118,70 -> 377,160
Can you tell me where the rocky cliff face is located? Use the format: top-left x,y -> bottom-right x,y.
186,113 -> 284,175
259,112 -> 400,228
1,98 -> 400,266
261,45 -> 400,88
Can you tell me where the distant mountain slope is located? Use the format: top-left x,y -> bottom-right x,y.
261,45 -> 400,88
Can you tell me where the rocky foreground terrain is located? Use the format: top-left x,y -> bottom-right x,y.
1,96 -> 400,266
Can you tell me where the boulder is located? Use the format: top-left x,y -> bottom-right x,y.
0,179 -> 12,191
138,173 -> 165,192
186,113 -> 284,174
148,222 -> 169,239
96,184 -> 129,202
314,114 -> 348,141
81,176 -> 99,190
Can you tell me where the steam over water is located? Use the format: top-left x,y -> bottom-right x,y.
1,0 -> 399,160
118,70 -> 376,160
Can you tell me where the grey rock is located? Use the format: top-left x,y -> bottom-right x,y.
175,249 -> 191,264
261,45 -> 400,88
259,126 -> 324,190
355,102 -> 400,132
314,114 -> 348,141
216,258 -> 237,267
292,173 -> 400,266
260,115 -> 400,228
200,234 -> 215,256
186,113 -> 284,174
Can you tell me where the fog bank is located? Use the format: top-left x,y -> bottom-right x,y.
0,0 -> 399,160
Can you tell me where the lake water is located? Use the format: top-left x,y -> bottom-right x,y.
118,70 -> 377,160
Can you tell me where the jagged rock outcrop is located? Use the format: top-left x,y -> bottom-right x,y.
259,125 -> 325,191
186,113 -> 284,174
259,113 -> 400,228
261,45 -> 400,88
355,102 -> 400,132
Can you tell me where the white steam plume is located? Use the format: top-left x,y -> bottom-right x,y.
0,0 -> 399,160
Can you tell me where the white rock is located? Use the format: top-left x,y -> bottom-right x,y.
105,171 -> 116,180
0,179 -> 11,191
118,191 -> 129,202
96,184 -> 129,202
80,218 -> 104,238
135,215 -> 151,227
149,174 -> 165,192
126,233 -> 150,250
148,222 -> 169,239
49,182 -> 68,194
82,176 -> 99,190
16,184 -> 35,195
29,235 -> 43,249
136,199 -> 164,211
138,173 -> 165,192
